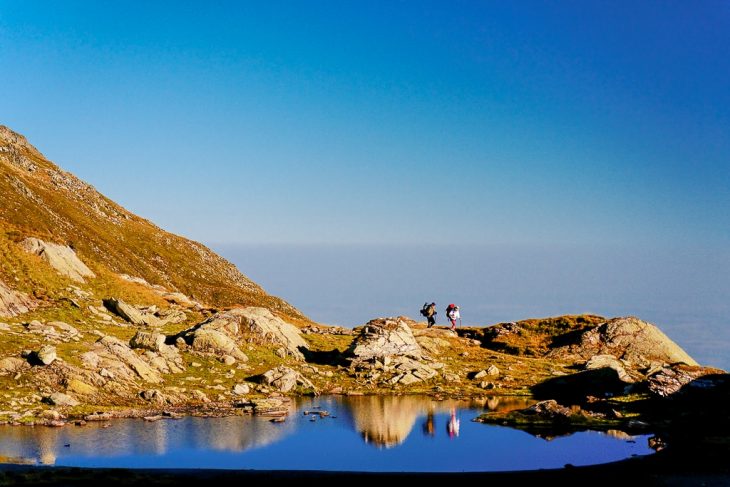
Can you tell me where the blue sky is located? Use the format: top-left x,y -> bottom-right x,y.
1,1 -> 728,246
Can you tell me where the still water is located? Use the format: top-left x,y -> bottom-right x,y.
0,396 -> 654,472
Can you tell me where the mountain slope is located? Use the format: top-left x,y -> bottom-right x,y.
0,125 -> 307,323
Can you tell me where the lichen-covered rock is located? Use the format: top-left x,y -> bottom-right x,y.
346,317 -> 423,361
20,237 -> 96,282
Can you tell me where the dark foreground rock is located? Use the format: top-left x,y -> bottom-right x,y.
0,449 -> 728,487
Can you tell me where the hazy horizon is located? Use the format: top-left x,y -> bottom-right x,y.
212,242 -> 730,372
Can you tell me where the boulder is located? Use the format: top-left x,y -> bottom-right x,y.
190,329 -> 248,362
45,392 -> 80,407
549,316 -> 698,369
346,317 -> 423,361
0,357 -> 29,375
0,280 -> 36,317
259,366 -> 315,393
36,345 -> 57,365
179,307 -> 307,360
648,364 -> 727,397
97,335 -> 163,384
130,331 -> 166,352
103,298 -> 161,327
585,354 -> 635,383
20,237 -> 96,282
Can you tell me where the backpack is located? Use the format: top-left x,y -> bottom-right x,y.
446,304 -> 455,315
420,303 -> 429,317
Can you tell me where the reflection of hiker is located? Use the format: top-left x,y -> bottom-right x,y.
446,304 -> 460,330
447,407 -> 460,438
422,410 -> 435,437
421,302 -> 437,328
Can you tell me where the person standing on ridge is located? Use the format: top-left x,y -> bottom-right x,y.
446,304 -> 460,330
421,302 -> 437,328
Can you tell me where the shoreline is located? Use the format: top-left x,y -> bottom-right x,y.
1,451 -> 730,487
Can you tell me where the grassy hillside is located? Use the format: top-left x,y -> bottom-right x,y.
0,125 -> 308,324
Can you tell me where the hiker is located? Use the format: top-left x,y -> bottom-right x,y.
446,304 -> 460,330
421,302 -> 437,328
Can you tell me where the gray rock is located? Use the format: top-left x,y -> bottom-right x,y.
346,317 -> 423,361
36,345 -> 57,365
20,237 -> 96,283
178,307 -> 308,361
97,335 -> 163,383
46,392 -> 79,407
0,357 -> 29,375
103,298 -> 161,327
549,316 -> 698,369
259,366 -> 315,393
0,280 -> 36,318
648,364 -> 727,397
130,331 -> 166,351
190,329 -> 248,362
585,354 -> 635,383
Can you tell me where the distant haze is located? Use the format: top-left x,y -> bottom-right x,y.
213,243 -> 730,372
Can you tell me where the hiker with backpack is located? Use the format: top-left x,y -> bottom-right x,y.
446,304 -> 460,330
421,302 -> 437,328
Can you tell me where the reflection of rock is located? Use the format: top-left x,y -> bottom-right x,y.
346,395 -> 460,449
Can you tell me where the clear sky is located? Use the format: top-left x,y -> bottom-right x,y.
1,1 -> 728,246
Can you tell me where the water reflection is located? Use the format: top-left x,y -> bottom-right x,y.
0,395 -> 653,472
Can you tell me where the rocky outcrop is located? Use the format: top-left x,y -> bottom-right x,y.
177,307 -> 308,361
548,316 -> 698,369
233,307 -> 308,359
346,317 -> 423,361
20,237 -> 95,282
96,335 -> 163,384
257,366 -> 316,393
584,354 -> 635,383
0,280 -> 36,318
188,328 -> 248,362
648,364 -> 727,397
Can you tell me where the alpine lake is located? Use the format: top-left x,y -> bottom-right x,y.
0,395 -> 655,472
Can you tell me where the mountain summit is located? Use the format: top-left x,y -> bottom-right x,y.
0,125 -> 306,322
